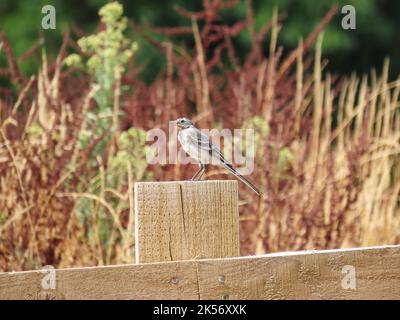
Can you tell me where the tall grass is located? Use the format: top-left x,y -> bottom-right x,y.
0,1 -> 399,271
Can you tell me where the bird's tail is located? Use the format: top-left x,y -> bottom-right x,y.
222,162 -> 261,196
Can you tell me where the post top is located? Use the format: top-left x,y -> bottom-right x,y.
134,180 -> 238,186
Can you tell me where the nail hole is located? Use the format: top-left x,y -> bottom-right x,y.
170,277 -> 179,285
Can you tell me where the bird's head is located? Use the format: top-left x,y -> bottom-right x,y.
175,117 -> 194,130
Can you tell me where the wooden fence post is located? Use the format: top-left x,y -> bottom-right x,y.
134,180 -> 239,263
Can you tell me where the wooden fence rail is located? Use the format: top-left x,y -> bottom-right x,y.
1,181 -> 399,299
1,245 -> 399,299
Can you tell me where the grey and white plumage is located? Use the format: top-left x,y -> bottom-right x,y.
176,117 -> 261,196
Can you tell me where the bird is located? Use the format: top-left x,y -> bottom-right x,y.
175,117 -> 261,196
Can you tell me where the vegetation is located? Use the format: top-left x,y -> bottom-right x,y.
0,1 -> 399,271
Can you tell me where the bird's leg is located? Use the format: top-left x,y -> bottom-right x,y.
197,164 -> 207,180
191,163 -> 203,181
193,164 -> 207,181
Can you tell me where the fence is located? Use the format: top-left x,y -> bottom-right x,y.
0,181 -> 399,299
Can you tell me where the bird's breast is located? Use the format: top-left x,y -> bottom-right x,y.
178,129 -> 202,161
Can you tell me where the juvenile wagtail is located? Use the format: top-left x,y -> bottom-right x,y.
175,117 -> 260,195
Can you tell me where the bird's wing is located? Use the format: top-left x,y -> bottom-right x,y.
186,129 -> 227,160
188,129 -> 213,148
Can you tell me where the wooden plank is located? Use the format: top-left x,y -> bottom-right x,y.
0,261 -> 199,300
0,245 -> 399,299
196,245 -> 400,300
134,180 -> 240,263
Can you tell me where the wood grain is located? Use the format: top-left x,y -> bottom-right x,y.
0,261 -> 199,300
196,245 -> 400,299
134,180 -> 240,263
0,245 -> 399,300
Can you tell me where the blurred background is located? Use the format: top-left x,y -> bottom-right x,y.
0,0 -> 399,271
1,0 -> 400,81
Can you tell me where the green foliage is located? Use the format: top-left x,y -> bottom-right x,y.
242,116 -> 293,180
234,116 -> 270,168
25,123 -> 43,137
63,53 -> 82,68
242,116 -> 269,154
111,127 -> 150,181
1,0 -> 400,80
243,116 -> 269,137
276,147 -> 294,178
62,2 -> 148,254
64,1 -> 139,166
65,2 -> 138,112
